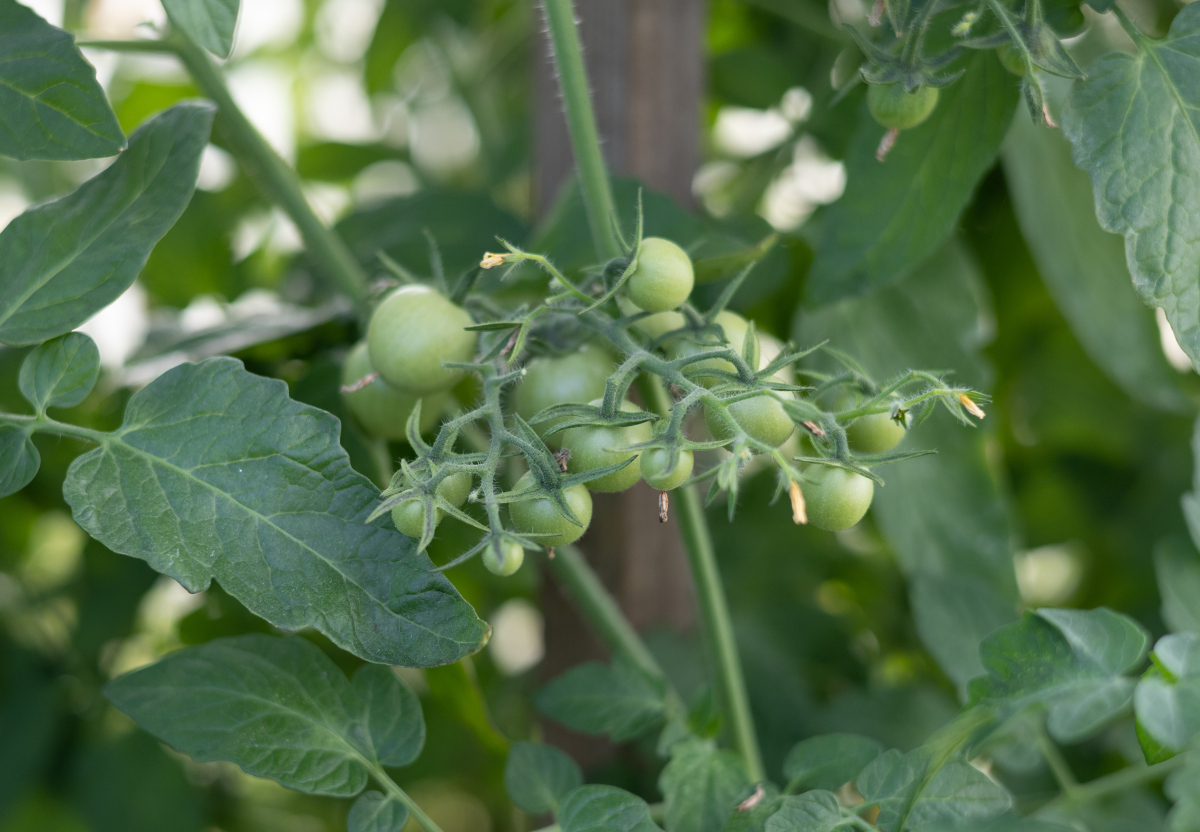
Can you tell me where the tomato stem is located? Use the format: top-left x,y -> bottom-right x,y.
540,0 -> 623,262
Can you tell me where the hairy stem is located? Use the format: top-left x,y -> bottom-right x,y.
639,377 -> 766,782
164,30 -> 371,313
539,0 -> 623,261
371,765 -> 447,832
1036,754 -> 1187,815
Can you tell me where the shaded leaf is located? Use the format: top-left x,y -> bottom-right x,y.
106,634 -> 422,796
782,733 -> 883,791
558,785 -> 662,832
162,0 -> 240,59
1136,633 -> 1200,757
911,574 -> 1017,700
348,791 -> 408,832
660,738 -> 750,832
504,741 -> 582,815
763,791 -> 842,832
1003,100 -> 1188,412
64,358 -> 487,667
857,748 -> 1011,832
1062,4 -> 1200,370
806,53 -> 1019,304
1156,537 -> 1200,635
0,424 -> 39,498
18,332 -> 100,412
0,0 -> 124,160
536,658 -> 668,742
720,784 -> 784,832
0,103 -> 213,346
967,608 -> 1150,742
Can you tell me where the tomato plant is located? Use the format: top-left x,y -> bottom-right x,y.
1,0 -> 1198,831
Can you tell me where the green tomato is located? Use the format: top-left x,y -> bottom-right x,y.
392,499 -> 440,538
633,308 -> 687,341
705,393 -> 795,449
508,471 -> 593,545
483,539 -> 525,576
626,237 -> 694,313
438,470 -> 473,508
835,392 -> 906,454
641,448 -> 694,491
998,44 -> 1027,76
803,466 -> 874,532
341,342 -> 446,440
668,311 -> 751,385
515,347 -> 614,445
366,285 -> 477,394
867,83 -> 939,131
561,399 -> 654,492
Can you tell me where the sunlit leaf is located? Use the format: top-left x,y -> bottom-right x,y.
162,0 -> 240,59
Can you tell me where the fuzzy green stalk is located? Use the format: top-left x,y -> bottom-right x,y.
539,0 -> 623,261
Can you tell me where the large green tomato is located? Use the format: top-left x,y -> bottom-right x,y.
560,399 -> 653,492
515,346 -> 614,445
626,237 -> 694,313
484,539 -> 525,576
867,83 -> 939,131
389,470 -> 473,538
803,466 -> 874,531
366,285 -> 477,394
508,471 -> 593,545
341,342 -> 446,440
641,448 -> 694,491
705,393 -> 795,448
835,391 -> 906,454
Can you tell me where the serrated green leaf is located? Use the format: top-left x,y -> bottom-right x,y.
504,741 -> 582,815
348,791 -> 408,832
1156,538 -> 1200,635
1136,633 -> 1200,756
0,0 -> 124,161
0,425 -> 39,498
105,634 -> 422,796
911,573 -> 1017,701
721,784 -> 783,832
1003,99 -> 1188,412
558,785 -> 662,832
18,332 -> 100,413
536,658 -> 668,742
63,358 -> 487,667
0,103 -> 212,346
763,791 -> 842,832
162,0 -> 240,59
806,53 -> 1018,304
967,608 -> 1149,742
782,733 -> 883,792
857,749 -> 1011,832
660,738 -> 750,832
1062,4 -> 1200,371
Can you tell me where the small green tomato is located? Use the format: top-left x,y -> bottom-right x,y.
341,342 -> 446,440
836,391 -> 907,454
640,448 -> 694,491
484,540 -> 525,576
626,237 -> 695,313
803,466 -> 874,532
508,471 -> 593,545
392,499 -> 439,539
560,399 -> 654,492
998,44 -> 1027,76
366,285 -> 477,394
867,83 -> 939,131
705,393 -> 795,449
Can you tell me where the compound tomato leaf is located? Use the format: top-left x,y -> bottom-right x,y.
557,785 -> 662,832
348,791 -> 408,832
105,634 -> 419,797
659,738 -> 750,832
1135,633 -> 1200,758
762,791 -> 842,832
857,749 -> 1011,832
1003,101 -> 1189,413
806,52 -> 1018,304
18,332 -> 100,413
161,0 -> 240,59
1155,537 -> 1200,635
782,733 -> 883,792
967,608 -> 1149,742
0,102 -> 213,346
0,0 -> 125,161
63,358 -> 488,667
504,742 -> 583,815
535,658 -> 668,742
0,425 -> 39,498
1062,4 -> 1200,371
